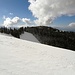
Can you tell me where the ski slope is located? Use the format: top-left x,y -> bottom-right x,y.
20,32 -> 39,43
0,34 -> 75,75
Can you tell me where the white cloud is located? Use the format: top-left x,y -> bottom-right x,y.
3,16 -> 20,27
3,16 -> 33,27
12,17 -> 20,24
22,18 -> 32,24
28,0 -> 75,25
3,17 -> 12,27
28,0 -> 36,3
69,22 -> 75,27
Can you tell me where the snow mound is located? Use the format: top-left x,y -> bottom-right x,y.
20,32 -> 39,43
0,34 -> 75,75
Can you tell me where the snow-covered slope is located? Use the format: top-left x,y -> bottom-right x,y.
20,32 -> 39,43
0,34 -> 75,75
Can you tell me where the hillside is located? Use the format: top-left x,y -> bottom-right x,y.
0,34 -> 75,75
0,26 -> 75,50
0,27 -> 39,43
24,26 -> 75,50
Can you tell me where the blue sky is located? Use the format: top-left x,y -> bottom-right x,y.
0,0 -> 34,23
0,0 -> 31,17
53,16 -> 75,26
0,0 -> 75,31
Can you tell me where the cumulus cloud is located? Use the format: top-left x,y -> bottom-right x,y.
3,16 -> 20,27
3,16 -> 33,27
3,17 -> 12,27
12,17 -> 20,24
28,0 -> 75,25
22,18 -> 32,24
69,22 -> 75,27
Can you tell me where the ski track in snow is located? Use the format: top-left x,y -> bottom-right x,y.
20,32 -> 40,43
0,33 -> 75,75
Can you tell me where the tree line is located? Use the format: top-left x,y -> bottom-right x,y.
24,26 -> 75,51
0,27 -> 24,38
0,26 -> 75,51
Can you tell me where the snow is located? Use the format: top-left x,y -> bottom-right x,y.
0,33 -> 75,75
20,32 -> 39,43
